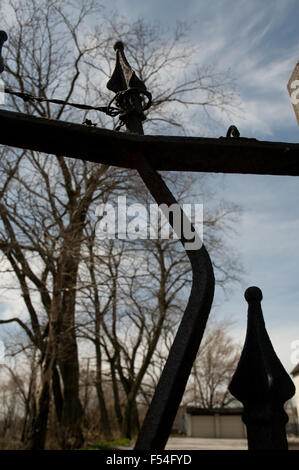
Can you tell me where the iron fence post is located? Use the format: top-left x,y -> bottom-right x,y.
229,286 -> 296,450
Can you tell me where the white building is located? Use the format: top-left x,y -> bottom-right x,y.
185,407 -> 246,439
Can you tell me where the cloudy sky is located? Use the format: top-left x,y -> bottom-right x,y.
102,0 -> 299,373
0,0 -> 298,377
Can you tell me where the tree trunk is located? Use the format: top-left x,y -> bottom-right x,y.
21,353 -> 38,443
95,341 -> 112,440
25,354 -> 52,450
58,333 -> 84,449
55,220 -> 85,449
52,365 -> 63,424
121,396 -> 140,440
109,358 -> 123,430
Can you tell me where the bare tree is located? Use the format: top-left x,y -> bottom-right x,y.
0,345 -> 38,444
184,319 -> 242,409
0,0 -> 117,449
84,15 -> 239,134
77,171 -> 242,439
0,0 -> 241,448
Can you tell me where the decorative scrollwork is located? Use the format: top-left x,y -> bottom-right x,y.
107,41 -> 152,133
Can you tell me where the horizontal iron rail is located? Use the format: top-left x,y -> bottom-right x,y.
0,109 -> 299,175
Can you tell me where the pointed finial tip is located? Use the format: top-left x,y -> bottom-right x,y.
114,41 -> 124,51
245,286 -> 263,302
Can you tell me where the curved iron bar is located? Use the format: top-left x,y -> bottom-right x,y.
107,41 -> 215,450
134,157 -> 215,450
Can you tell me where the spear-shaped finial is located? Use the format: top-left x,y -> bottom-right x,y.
0,31 -> 8,74
106,41 -> 151,135
229,287 -> 296,450
107,40 -> 147,94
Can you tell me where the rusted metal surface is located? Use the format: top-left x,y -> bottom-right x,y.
0,109 -> 299,175
229,287 -> 296,450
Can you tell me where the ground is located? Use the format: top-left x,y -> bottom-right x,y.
165,437 -> 299,450
122,436 -> 299,450
165,437 -> 247,450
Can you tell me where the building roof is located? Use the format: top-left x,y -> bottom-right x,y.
186,407 -> 243,416
291,363 -> 299,376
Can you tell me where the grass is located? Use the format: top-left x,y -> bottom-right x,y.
84,438 -> 133,450
0,438 -> 24,450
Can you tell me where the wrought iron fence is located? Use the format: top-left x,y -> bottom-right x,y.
0,31 -> 296,450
